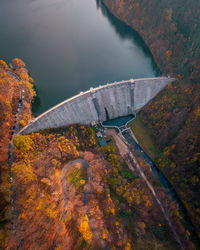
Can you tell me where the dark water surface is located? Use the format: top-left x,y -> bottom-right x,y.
0,0 -> 159,115
103,114 -> 135,127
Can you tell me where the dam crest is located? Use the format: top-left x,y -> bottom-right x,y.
20,77 -> 175,134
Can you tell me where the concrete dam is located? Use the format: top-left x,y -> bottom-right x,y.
20,77 -> 175,134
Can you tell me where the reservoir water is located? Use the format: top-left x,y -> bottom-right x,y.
0,0 -> 159,115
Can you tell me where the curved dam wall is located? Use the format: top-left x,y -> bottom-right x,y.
20,77 -> 175,134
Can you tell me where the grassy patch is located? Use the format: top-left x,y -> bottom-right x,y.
122,163 -> 139,180
119,210 -> 132,218
153,180 -> 162,187
67,164 -> 87,189
153,225 -> 169,242
110,177 -> 118,187
127,116 -> 159,160
109,185 -> 126,204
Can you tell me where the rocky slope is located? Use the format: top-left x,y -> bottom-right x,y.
102,0 -> 200,240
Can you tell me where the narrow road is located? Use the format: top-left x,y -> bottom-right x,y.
7,70 -> 25,245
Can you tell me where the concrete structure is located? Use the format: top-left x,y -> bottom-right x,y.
19,77 -> 175,134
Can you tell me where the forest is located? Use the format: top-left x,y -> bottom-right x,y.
0,59 -> 194,249
3,123 -> 193,248
103,0 -> 200,239
0,59 -> 36,247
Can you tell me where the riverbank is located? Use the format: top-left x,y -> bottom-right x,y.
127,116 -> 159,160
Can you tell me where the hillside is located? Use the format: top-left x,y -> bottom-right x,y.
0,59 -> 35,246
102,0 -> 200,239
6,126 -> 192,249
0,59 -> 194,249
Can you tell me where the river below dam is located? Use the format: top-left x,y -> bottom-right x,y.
0,0 -> 159,115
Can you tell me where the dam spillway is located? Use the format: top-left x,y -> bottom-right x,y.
20,77 -> 175,134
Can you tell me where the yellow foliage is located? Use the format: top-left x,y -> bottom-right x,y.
79,215 -> 93,241
168,83 -> 172,88
13,135 -> 33,153
19,212 -> 26,219
97,187 -> 103,195
5,100 -> 11,109
127,196 -> 133,204
186,230 -> 190,237
51,158 -> 61,167
57,137 -> 79,158
142,222 -> 146,229
191,176 -> 199,185
166,50 -> 172,59
12,58 -> 26,68
45,206 -> 57,219
116,187 -> 122,195
124,242 -> 131,250
170,162 -> 176,168
19,119 -> 27,127
110,207 -> 115,216
145,199 -> 151,207
54,170 -> 61,178
102,229 -> 109,239
23,80 -> 36,96
173,209 -> 182,219
0,60 -> 8,69
194,107 -> 200,117
12,163 -> 37,184
80,179 -> 86,185
56,245 -> 61,250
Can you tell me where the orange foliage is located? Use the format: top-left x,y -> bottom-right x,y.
12,58 -> 26,68
0,60 -> 8,69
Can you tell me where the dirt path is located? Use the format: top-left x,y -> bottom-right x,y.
106,129 -> 129,157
